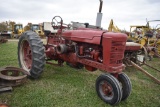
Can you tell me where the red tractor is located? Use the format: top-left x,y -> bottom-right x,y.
17,1 -> 131,105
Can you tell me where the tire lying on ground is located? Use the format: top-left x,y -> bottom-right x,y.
18,31 -> 45,79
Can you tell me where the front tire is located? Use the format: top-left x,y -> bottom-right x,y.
96,74 -> 122,105
118,73 -> 132,101
18,31 -> 45,78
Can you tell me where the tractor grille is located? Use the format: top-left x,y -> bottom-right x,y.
109,41 -> 125,65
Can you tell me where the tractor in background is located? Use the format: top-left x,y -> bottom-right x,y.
31,24 -> 45,38
24,23 -> 45,38
12,24 -> 24,38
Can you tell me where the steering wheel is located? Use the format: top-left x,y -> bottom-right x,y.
51,16 -> 63,29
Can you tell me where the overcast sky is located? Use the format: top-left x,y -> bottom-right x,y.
0,0 -> 159,30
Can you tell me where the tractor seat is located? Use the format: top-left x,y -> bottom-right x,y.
125,42 -> 141,51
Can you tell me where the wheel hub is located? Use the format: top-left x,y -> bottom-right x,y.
20,40 -> 32,71
100,81 -> 113,97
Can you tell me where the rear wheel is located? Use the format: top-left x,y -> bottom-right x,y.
18,31 -> 45,78
96,74 -> 122,105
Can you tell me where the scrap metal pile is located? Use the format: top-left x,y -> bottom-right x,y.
127,20 -> 160,59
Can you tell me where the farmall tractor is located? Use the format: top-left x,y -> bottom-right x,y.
17,0 -> 132,105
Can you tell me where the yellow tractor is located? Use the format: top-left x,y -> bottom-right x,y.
12,24 -> 24,38
31,24 -> 45,38
24,23 -> 45,38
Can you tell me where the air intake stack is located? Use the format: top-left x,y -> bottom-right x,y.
96,0 -> 103,27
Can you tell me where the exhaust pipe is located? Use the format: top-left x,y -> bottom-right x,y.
96,0 -> 103,27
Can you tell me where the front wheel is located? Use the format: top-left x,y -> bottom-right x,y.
118,73 -> 132,101
96,74 -> 122,105
18,31 -> 45,78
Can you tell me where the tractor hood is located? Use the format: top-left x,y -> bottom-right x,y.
62,28 -> 127,45
62,28 -> 104,44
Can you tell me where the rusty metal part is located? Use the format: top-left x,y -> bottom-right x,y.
0,67 -> 28,86
128,60 -> 160,85
0,86 -> 12,92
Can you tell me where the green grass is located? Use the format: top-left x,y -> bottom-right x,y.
0,41 -> 160,107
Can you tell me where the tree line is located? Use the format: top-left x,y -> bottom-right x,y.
0,21 -> 16,32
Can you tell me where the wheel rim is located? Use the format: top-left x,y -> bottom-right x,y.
20,40 -> 32,72
99,81 -> 114,100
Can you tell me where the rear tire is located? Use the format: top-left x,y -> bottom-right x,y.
96,74 -> 122,105
18,31 -> 45,78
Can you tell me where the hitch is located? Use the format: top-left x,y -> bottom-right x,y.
125,59 -> 160,85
